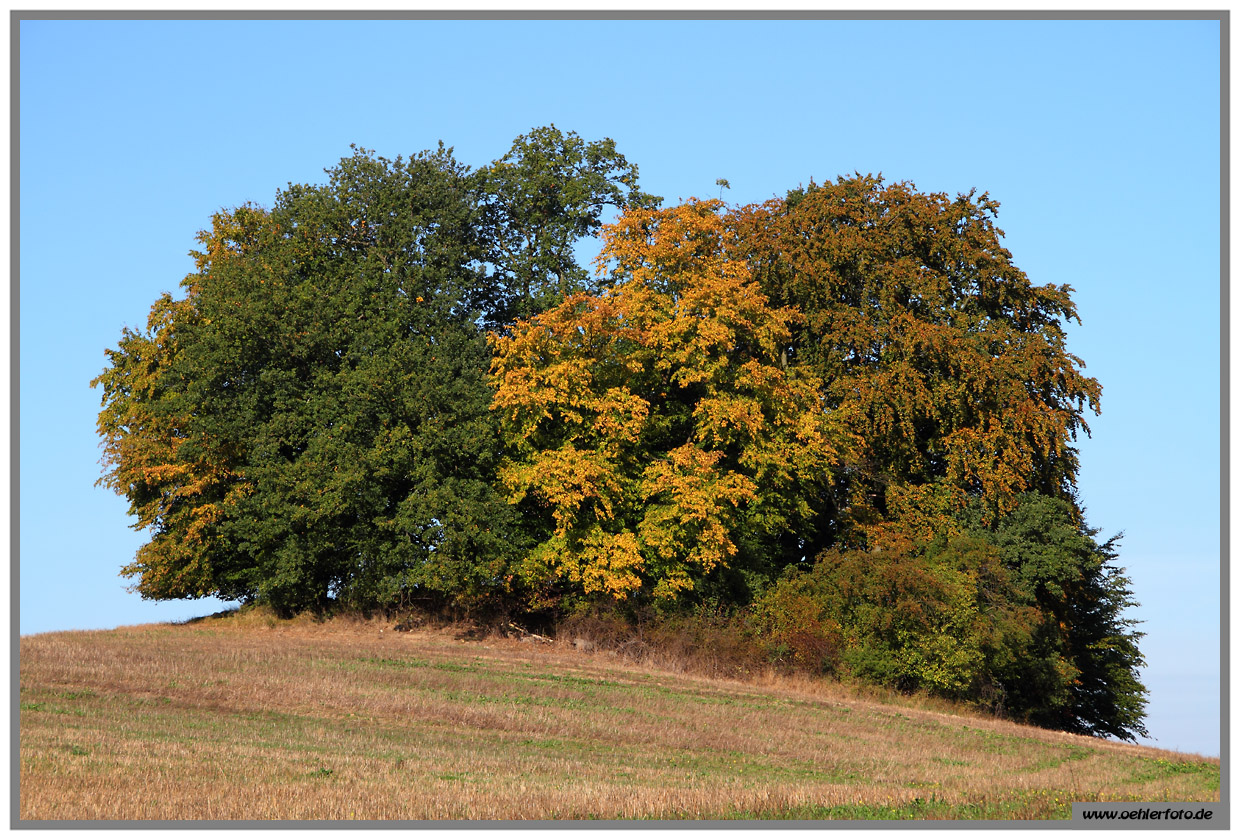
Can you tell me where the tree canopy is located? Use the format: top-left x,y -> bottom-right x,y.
734,175 -> 1101,546
97,146 -> 519,616
490,199 -> 845,606
94,129 -> 1146,740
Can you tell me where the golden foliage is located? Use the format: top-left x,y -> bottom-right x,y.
491,200 -> 846,602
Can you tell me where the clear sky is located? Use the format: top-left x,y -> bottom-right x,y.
16,16 -> 1223,757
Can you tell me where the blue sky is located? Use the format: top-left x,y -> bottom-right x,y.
17,17 -> 1222,757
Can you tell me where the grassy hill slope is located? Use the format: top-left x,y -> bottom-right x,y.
18,610 -> 1219,821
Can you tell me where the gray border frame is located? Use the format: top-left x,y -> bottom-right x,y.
10,8 -> 1229,831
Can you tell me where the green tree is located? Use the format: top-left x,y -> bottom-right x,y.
962,493 -> 1148,741
479,124 -> 659,324
96,146 -> 520,616
94,126 -> 658,616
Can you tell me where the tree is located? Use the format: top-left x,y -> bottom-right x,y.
96,146 -> 520,616
729,175 -> 1145,740
962,493 -> 1148,741
734,175 -> 1102,545
490,199 -> 847,607
479,124 -> 660,325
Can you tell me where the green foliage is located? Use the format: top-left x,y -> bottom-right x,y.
479,124 -> 660,324
98,146 -> 521,615
748,494 -> 1148,741
750,536 -> 1035,700
961,493 -> 1149,741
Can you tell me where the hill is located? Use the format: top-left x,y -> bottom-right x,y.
18,610 -> 1218,821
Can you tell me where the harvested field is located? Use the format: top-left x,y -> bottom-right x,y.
18,611 -> 1220,821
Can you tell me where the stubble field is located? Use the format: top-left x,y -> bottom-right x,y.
18,610 -> 1220,821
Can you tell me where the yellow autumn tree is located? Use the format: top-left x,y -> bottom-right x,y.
490,199 -> 848,605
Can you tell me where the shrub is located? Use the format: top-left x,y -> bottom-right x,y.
749,536 -> 1035,703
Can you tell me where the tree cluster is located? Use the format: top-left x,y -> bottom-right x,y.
94,126 -> 1146,740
